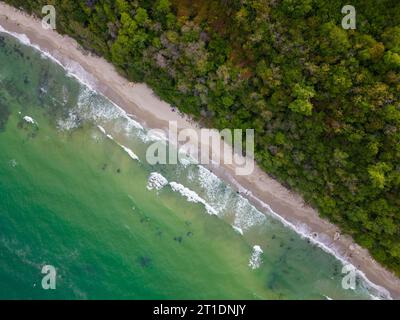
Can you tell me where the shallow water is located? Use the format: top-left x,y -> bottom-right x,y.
0,31 -> 384,299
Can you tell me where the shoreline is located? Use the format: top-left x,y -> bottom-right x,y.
1,2 -> 399,299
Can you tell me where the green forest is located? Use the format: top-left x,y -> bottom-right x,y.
3,0 -> 400,275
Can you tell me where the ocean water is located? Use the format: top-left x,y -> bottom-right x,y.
0,31 -> 388,300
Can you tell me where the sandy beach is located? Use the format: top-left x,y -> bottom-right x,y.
1,2 -> 399,299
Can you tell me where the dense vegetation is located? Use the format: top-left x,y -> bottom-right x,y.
4,0 -> 400,275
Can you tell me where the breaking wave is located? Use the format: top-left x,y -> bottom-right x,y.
169,181 -> 217,216
97,126 -> 139,161
147,172 -> 168,191
249,245 -> 263,270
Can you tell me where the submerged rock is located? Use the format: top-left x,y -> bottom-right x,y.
138,256 -> 152,268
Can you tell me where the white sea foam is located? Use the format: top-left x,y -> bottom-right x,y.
147,172 -> 168,191
169,181 -> 217,215
178,157 -> 192,167
111,112 -> 144,140
23,116 -> 36,125
0,25 -> 30,45
76,87 -> 121,120
119,144 -> 139,161
55,86 -> 145,136
232,225 -> 244,235
121,117 -> 145,136
57,111 -> 79,131
63,58 -> 97,89
144,129 -> 167,142
196,165 -> 230,214
9,159 -> 18,168
57,87 -> 128,132
369,294 -> 384,300
97,125 -> 106,135
232,196 -> 267,232
97,125 -> 139,161
197,165 -> 221,189
193,166 -> 267,233
249,245 -> 263,270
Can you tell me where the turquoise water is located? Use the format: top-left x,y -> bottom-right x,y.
0,31 -> 383,299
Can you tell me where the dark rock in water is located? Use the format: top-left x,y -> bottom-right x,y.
333,265 -> 339,277
266,272 -> 279,291
282,268 -> 290,274
271,234 -> 276,240
83,264 -> 96,275
186,231 -> 193,237
0,99 -> 11,133
138,256 -> 152,268
13,45 -> 24,59
28,131 -> 38,139
154,227 -> 163,237
140,216 -> 150,223
174,236 -> 183,243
